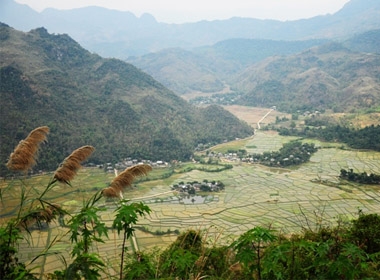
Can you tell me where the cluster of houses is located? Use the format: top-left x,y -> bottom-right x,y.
202,151 -> 242,162
171,180 -> 225,195
90,158 -> 169,173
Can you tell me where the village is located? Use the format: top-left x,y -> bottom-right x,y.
170,180 -> 225,195
90,158 -> 169,173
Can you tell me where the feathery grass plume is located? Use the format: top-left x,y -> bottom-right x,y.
17,206 -> 58,230
102,164 -> 152,198
101,187 -> 120,198
53,145 -> 95,184
6,126 -> 49,171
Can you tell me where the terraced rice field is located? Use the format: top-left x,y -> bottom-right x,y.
131,131 -> 380,250
2,130 -> 380,276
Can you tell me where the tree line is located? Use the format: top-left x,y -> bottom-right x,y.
340,168 -> 380,185
248,141 -> 318,167
278,124 -> 380,151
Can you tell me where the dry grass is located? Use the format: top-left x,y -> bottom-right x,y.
102,164 -> 152,198
223,105 -> 290,128
6,126 -> 49,172
53,145 -> 95,184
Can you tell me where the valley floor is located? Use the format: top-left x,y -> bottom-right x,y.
11,129 -> 380,277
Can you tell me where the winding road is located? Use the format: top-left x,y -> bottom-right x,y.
257,108 -> 274,129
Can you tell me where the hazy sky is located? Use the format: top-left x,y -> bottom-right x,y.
15,0 -> 351,24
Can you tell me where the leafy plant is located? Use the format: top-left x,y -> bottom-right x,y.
112,200 -> 151,280
0,222 -> 37,279
350,213 -> 380,254
158,229 -> 203,278
54,192 -> 109,279
123,251 -> 158,280
230,226 -> 277,280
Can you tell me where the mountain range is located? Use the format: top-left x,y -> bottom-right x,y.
1,0 -> 380,58
0,23 -> 253,175
1,0 -> 380,175
233,39 -> 380,112
129,29 -> 380,112
127,39 -> 330,94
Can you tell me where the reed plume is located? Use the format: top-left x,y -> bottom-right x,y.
17,204 -> 61,230
53,145 -> 95,184
102,164 -> 152,198
6,126 -> 50,172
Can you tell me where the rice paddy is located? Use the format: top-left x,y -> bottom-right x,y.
1,130 -> 380,276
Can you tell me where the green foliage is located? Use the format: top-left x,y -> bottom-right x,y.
158,229 -> 203,278
250,141 -> 318,167
113,200 -> 151,280
68,193 -> 108,255
279,124 -> 380,152
340,168 -> 380,184
56,192 -> 108,279
202,245 -> 235,279
176,162 -> 233,173
123,251 -> 157,280
113,201 -> 151,238
0,223 -> 37,280
261,218 -> 380,280
262,237 -> 316,280
63,253 -> 106,280
125,230 -> 236,279
231,226 -> 277,279
227,149 -> 247,158
350,213 -> 380,254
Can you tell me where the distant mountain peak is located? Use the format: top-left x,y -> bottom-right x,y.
1,0 -> 380,57
140,13 -> 157,23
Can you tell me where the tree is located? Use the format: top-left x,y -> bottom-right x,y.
350,213 -> 380,254
158,229 -> 203,278
230,226 -> 277,280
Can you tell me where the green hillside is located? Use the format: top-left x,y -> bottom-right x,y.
233,42 -> 380,112
0,23 -> 253,176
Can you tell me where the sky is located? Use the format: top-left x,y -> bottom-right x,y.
15,0 -> 351,24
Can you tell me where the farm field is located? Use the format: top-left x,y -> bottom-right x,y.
223,105 -> 290,128
132,130 -> 380,248
1,129 -> 380,276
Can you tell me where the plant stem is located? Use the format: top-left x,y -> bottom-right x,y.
120,226 -> 128,280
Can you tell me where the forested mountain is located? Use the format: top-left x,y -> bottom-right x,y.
0,23 -> 253,176
233,42 -> 380,112
127,39 -> 329,94
128,48 -> 226,94
342,29 -> 380,54
129,28 -> 380,112
1,0 -> 380,58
